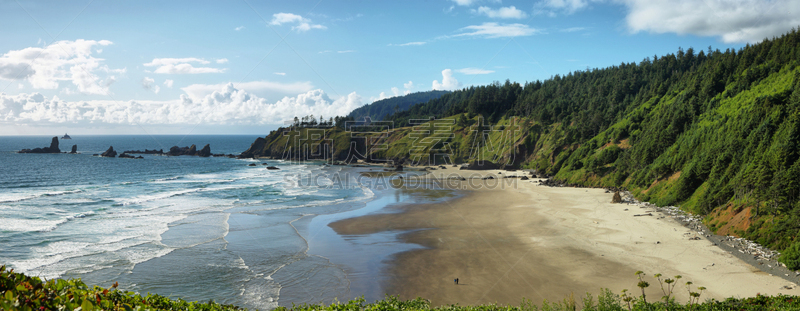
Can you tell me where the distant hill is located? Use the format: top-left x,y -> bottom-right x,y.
347,90 -> 449,121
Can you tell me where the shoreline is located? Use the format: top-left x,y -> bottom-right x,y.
328,167 -> 799,306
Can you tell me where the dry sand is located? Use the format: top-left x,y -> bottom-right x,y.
329,167 -> 799,306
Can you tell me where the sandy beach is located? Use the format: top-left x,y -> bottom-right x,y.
329,167 -> 799,306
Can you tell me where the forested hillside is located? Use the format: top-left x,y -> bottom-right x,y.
347,90 -> 449,121
381,29 -> 800,263
247,29 -> 800,266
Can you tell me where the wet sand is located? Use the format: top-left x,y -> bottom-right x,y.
329,168 -> 799,306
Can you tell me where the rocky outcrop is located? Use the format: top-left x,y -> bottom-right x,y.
239,137 -> 267,158
18,137 -> 61,153
611,191 -> 623,203
197,144 -> 211,157
459,161 -> 501,170
101,146 -> 117,157
118,153 -> 135,159
123,149 -> 164,155
167,144 -> 212,156
70,145 -> 77,154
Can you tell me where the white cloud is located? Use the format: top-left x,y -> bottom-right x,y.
451,0 -> 477,6
535,0 -> 594,14
143,58 -> 226,74
619,0 -> 800,43
432,69 -> 462,91
274,72 -> 286,76
235,26 -> 245,31
142,77 -> 160,94
180,80 -> 314,100
270,13 -> 327,32
474,6 -> 528,19
0,85 -> 363,125
404,81 -> 414,89
453,22 -> 539,38
536,0 -> 800,43
0,39 -> 118,95
561,27 -> 586,32
163,79 -> 174,88
216,58 -> 228,64
457,67 -> 495,75
389,41 -> 427,46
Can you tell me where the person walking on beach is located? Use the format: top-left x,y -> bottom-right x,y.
454,278 -> 459,285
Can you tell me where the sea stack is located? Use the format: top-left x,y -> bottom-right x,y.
70,145 -> 77,154
197,144 -> 211,157
17,136 -> 61,153
101,146 -> 117,157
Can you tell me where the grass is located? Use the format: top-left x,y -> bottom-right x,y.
4,266 -> 800,311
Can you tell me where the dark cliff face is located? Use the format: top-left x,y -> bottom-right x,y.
239,137 -> 267,158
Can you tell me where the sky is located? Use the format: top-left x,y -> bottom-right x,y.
1,0 -> 798,135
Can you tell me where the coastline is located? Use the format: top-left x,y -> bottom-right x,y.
328,167 -> 800,306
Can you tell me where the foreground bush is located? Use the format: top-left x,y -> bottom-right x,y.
3,265 -> 800,310
0,265 -> 242,311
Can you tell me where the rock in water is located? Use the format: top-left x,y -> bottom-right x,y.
612,191 -> 622,203
48,136 -> 60,153
187,144 -> 197,155
70,145 -> 77,154
101,146 -> 117,157
18,136 -> 62,153
197,144 -> 211,157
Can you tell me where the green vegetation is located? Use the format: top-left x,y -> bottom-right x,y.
347,91 -> 450,121
0,266 -> 242,311
247,29 -> 800,266
4,266 -> 800,311
379,29 -> 800,263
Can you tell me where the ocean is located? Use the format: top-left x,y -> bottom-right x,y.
0,135 -> 452,309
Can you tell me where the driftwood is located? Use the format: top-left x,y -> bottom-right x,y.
633,213 -> 653,217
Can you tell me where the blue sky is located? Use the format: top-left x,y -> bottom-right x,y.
1,0 -> 798,135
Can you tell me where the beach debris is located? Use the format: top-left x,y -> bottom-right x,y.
633,213 -> 653,217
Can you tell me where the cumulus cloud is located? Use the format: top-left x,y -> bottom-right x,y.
180,80 -> 314,100
474,6 -> 528,19
0,39 -> 119,94
143,58 -> 226,74
142,77 -> 160,94
0,85 -> 363,125
457,68 -> 495,75
216,58 -> 228,64
432,69 -> 462,91
453,22 -> 539,38
536,0 -> 800,43
270,13 -> 326,32
620,0 -> 800,43
163,79 -> 174,88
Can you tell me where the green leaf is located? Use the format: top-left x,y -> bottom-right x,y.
81,299 -> 94,311
4,290 -> 14,300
